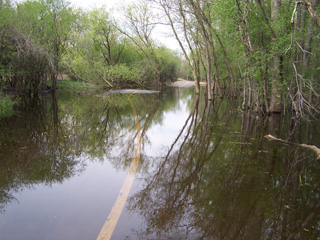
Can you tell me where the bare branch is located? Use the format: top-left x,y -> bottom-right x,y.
265,134 -> 320,161
295,40 -> 313,55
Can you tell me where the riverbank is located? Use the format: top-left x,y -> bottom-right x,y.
49,80 -> 102,93
0,78 -> 192,119
0,80 -> 101,119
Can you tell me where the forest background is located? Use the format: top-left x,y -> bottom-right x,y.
0,0 -> 320,118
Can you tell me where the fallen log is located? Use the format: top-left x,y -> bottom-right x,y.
264,134 -> 320,161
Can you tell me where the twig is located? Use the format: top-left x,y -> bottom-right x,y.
295,40 -> 313,55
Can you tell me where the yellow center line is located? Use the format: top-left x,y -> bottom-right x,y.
171,80 -> 183,86
96,97 -> 142,240
181,81 -> 189,87
171,80 -> 193,87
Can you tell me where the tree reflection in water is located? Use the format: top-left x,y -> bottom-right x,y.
0,89 -> 319,239
0,93 -> 86,213
0,91 -> 163,214
128,95 -> 320,240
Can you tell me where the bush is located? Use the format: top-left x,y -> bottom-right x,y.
106,64 -> 143,88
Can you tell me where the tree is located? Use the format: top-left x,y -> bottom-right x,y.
0,0 -> 53,94
39,0 -> 75,91
89,9 -> 124,66
157,0 -> 201,94
120,0 -> 164,88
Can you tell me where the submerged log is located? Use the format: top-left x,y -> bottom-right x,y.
264,134 -> 320,161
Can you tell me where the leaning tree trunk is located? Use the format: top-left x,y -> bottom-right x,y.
159,0 -> 200,94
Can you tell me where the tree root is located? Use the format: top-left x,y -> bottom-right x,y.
264,134 -> 320,161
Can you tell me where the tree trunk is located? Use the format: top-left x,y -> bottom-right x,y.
51,59 -> 59,91
204,41 -> 212,100
212,30 -> 236,96
270,0 -> 282,113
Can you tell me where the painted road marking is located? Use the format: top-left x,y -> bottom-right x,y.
96,97 -> 142,240
171,80 -> 183,86
181,80 -> 190,87
170,80 -> 194,87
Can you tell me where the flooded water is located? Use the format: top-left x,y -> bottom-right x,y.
0,87 -> 320,240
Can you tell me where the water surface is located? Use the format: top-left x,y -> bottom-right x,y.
0,88 -> 319,239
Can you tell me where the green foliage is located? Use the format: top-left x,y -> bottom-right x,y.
157,47 -> 179,82
0,0 -> 180,93
0,94 -> 14,118
0,0 -> 76,93
64,5 -> 180,89
106,64 -> 142,88
2,0 -> 317,110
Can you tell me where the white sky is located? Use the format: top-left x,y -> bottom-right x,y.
69,0 -> 131,10
69,0 -> 180,51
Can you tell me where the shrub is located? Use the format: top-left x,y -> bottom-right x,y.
106,64 -> 143,88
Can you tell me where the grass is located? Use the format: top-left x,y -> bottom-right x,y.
0,93 -> 14,118
49,80 -> 102,93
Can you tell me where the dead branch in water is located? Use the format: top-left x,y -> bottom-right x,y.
264,134 -> 320,161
